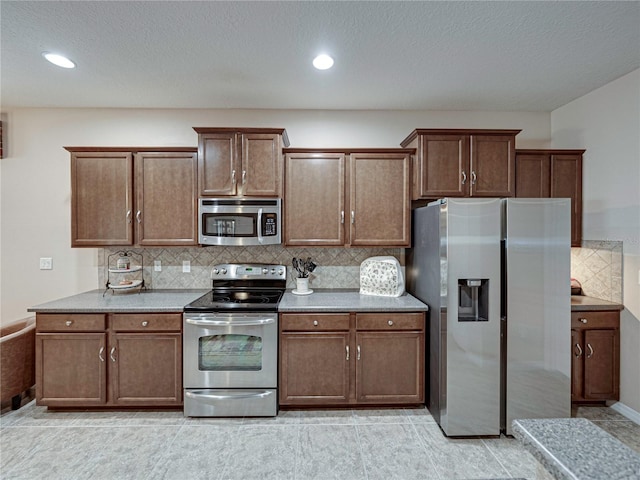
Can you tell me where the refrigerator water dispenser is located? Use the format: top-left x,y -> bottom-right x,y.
458,279 -> 489,321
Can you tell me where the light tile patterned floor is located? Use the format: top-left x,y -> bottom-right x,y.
1,402 -> 638,480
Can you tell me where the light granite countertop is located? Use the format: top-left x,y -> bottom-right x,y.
28,288 -> 428,314
571,295 -> 624,312
513,418 -> 640,480
279,289 -> 428,312
28,289 -> 209,313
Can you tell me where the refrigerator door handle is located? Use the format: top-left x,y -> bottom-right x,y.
574,343 -> 583,358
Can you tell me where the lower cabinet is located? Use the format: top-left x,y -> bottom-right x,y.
279,312 -> 425,406
571,310 -> 620,403
36,312 -> 182,408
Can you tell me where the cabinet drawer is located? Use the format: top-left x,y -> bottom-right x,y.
356,313 -> 424,331
572,311 -> 619,329
111,313 -> 182,332
36,313 -> 106,332
280,314 -> 350,332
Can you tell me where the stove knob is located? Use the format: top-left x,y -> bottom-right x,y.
270,268 -> 276,274
212,268 -> 219,275
262,268 -> 268,275
220,268 -> 227,275
277,269 -> 284,275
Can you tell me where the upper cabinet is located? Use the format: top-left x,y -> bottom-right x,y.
67,147 -> 198,247
515,149 -> 584,246
284,149 -> 412,247
400,129 -> 520,200
194,128 -> 289,197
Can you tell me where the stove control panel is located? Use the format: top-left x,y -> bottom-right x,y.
210,264 -> 286,280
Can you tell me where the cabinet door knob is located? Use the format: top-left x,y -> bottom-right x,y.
351,211 -> 355,224
99,347 -> 105,362
579,318 -> 588,324
110,347 -> 117,362
461,170 -> 467,185
126,210 -> 132,224
231,169 -> 237,185
471,170 -> 477,185
387,320 -> 394,326
357,344 -> 361,361
65,320 -> 73,327
313,320 -> 319,326
346,345 -> 350,361
141,321 -> 149,327
136,210 -> 142,224
242,170 -> 247,185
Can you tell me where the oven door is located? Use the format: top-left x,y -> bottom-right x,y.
183,312 -> 277,389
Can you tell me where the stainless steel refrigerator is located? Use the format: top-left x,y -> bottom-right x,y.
407,198 -> 571,436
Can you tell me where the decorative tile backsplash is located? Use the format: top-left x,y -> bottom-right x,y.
571,240 -> 623,303
99,246 -> 404,290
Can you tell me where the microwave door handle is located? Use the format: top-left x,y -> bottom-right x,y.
257,208 -> 264,244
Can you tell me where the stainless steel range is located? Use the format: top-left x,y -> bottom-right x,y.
183,263 -> 286,417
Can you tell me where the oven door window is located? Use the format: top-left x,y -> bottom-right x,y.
202,214 -> 256,238
198,334 -> 262,371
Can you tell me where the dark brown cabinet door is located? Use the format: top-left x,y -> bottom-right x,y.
355,331 -> 424,404
36,333 -> 107,406
571,329 -> 584,401
134,152 -> 197,246
241,133 -> 283,197
71,152 -> 133,246
416,134 -> 468,198
111,333 -> 182,406
515,153 -> 551,197
284,152 -> 346,246
550,154 -> 583,247
583,329 -> 619,400
470,135 -> 516,197
350,153 -> 411,247
198,132 -> 237,196
279,332 -> 350,405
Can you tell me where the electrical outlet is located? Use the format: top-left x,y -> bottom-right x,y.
39,257 -> 53,270
182,260 -> 191,273
154,260 -> 162,272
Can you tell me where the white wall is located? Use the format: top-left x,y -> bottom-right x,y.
552,68 -> 640,414
0,108 -> 550,323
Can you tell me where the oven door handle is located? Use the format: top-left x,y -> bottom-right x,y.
185,317 -> 276,327
185,390 -> 274,401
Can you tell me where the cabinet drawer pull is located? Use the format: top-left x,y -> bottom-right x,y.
110,347 -> 117,362
313,320 -> 318,326
346,345 -> 350,361
579,318 -> 588,324
141,321 -> 149,327
471,170 -> 477,185
357,344 -> 361,361
65,320 -> 73,327
586,343 -> 594,359
574,343 -> 583,358
99,347 -> 105,362
387,320 -> 394,326
461,170 -> 467,185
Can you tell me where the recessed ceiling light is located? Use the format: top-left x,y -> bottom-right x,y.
313,54 -> 334,70
42,52 -> 76,69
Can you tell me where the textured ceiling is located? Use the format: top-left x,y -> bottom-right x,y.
1,1 -> 639,111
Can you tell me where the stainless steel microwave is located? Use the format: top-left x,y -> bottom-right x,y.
198,198 -> 281,246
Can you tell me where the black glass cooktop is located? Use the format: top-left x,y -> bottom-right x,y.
184,288 -> 284,312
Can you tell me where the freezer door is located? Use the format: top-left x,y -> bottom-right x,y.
441,198 -> 502,436
503,198 -> 571,434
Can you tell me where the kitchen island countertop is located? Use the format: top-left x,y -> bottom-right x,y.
279,289 -> 428,312
28,289 -> 209,313
571,295 -> 624,311
513,418 -> 640,480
